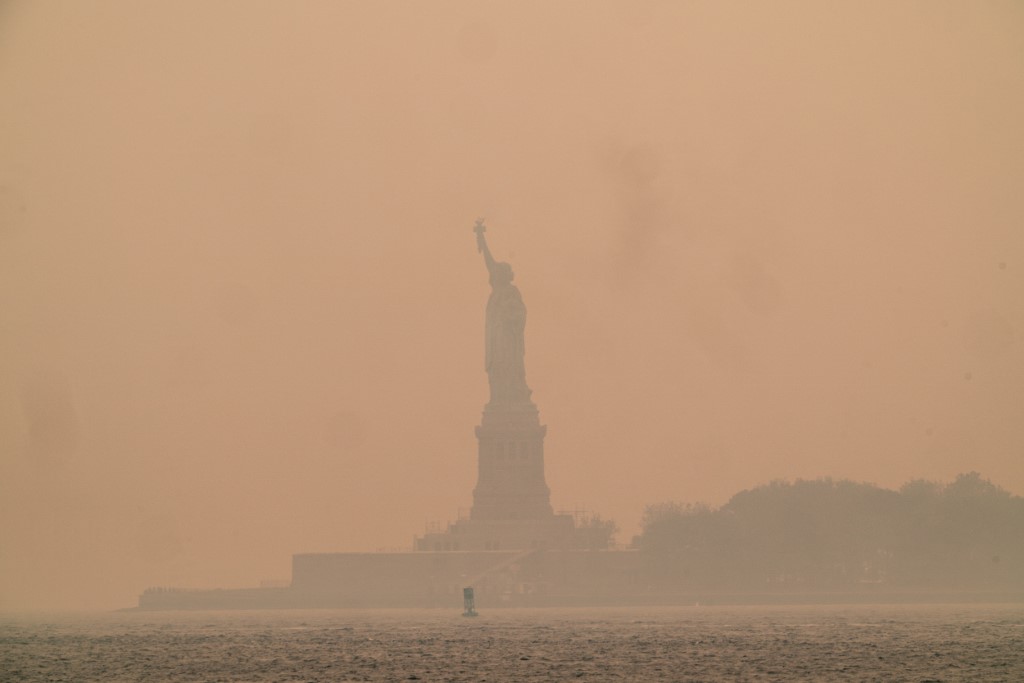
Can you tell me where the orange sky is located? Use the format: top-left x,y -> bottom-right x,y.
1,1 -> 1022,610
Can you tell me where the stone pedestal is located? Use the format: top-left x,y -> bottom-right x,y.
471,401 -> 553,521
415,399 -> 577,552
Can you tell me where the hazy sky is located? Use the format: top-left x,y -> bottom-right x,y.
1,1 -> 1022,610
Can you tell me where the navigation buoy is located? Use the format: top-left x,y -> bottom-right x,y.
462,586 -> 478,617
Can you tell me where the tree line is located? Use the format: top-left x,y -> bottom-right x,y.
634,473 -> 1024,592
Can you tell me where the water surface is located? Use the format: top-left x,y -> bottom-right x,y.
2,604 -> 1022,681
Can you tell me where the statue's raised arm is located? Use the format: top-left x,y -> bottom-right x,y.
474,218 -> 497,274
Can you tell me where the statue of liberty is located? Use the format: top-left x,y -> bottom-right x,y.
473,219 -> 533,406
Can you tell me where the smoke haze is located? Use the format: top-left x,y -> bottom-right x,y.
1,1 -> 1022,610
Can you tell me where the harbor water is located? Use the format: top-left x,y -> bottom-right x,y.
2,603 -> 1022,681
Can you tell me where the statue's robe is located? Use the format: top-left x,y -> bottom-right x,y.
485,283 -> 531,404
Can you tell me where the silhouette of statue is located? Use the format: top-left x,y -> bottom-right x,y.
474,219 -> 532,406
